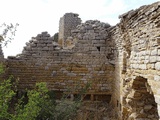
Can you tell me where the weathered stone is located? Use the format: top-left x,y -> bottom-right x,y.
149,56 -> 157,63
67,73 -> 77,77
151,49 -> 158,55
51,71 -> 57,76
148,115 -> 154,118
144,105 -> 152,110
158,49 -> 160,55
154,95 -> 160,105
154,75 -> 160,81
158,105 -> 160,116
155,62 -> 160,70
137,101 -> 145,106
139,64 -> 147,70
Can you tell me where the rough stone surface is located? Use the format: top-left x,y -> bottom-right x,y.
117,2 -> 160,119
7,23 -> 114,96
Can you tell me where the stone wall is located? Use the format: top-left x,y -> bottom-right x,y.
58,13 -> 81,47
106,25 -> 123,117
4,1 -> 160,119
115,1 -> 160,119
7,20 -> 114,102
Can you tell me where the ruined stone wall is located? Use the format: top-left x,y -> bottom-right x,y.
106,25 -> 123,117
5,1 -> 160,119
7,21 -> 114,101
115,2 -> 160,119
58,13 -> 81,47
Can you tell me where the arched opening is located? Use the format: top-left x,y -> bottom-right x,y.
126,76 -> 159,119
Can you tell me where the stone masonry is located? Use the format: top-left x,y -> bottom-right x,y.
7,21 -> 114,101
2,1 -> 160,120
58,13 -> 81,47
117,2 -> 160,119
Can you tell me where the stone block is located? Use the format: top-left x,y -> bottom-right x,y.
139,64 -> 147,70
97,84 -> 102,87
25,46 -> 31,50
80,78 -> 86,81
42,47 -> 49,51
91,51 -> 99,54
103,84 -> 109,87
30,43 -> 37,47
132,64 -> 139,69
145,50 -> 150,55
99,71 -> 105,74
144,105 -> 152,110
99,40 -> 106,44
156,89 -> 160,95
92,40 -> 98,44
151,49 -> 157,56
100,47 -> 106,51
144,56 -> 149,63
140,56 -> 145,60
155,62 -> 160,70
154,95 -> 160,105
157,56 -> 160,61
60,83 -> 66,86
42,31 -> 48,35
158,105 -> 160,117
37,44 -> 46,47
48,47 -> 54,50
147,64 -> 155,69
67,73 -> 77,77
149,56 -> 157,63
158,49 -> 160,55
31,48 -> 38,51
94,44 -> 106,47
88,30 -> 94,33
141,51 -> 146,56
154,75 -> 160,81
90,47 -> 97,51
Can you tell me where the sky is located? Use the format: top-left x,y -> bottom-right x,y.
0,0 -> 159,58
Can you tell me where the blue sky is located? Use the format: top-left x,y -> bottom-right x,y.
0,0 -> 159,57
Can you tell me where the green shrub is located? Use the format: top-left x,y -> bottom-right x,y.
0,64 -> 49,120
0,77 -> 15,120
13,82 -> 49,120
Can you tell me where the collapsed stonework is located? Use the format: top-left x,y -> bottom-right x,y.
115,2 -> 160,119
7,21 -> 114,100
0,1 -> 160,119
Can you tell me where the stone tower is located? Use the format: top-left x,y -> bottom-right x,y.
58,13 -> 81,47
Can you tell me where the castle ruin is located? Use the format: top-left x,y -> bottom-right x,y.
0,1 -> 160,119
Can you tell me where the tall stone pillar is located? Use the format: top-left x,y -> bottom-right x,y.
58,13 -> 81,47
